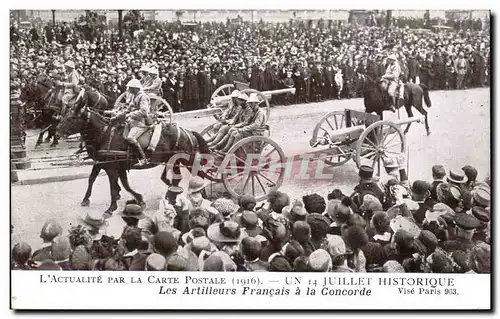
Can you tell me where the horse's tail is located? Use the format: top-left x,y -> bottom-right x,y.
420,83 -> 432,107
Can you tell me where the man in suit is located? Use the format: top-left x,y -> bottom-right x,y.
162,70 -> 178,112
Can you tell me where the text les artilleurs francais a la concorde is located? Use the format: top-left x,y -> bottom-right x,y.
39,275 -> 458,297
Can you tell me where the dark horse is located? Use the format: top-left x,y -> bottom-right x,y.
20,74 -> 61,147
57,102 -> 210,217
363,77 -> 432,135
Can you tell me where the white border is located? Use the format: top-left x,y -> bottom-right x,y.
4,0 -> 497,317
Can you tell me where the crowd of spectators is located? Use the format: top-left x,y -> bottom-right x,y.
11,12 -> 490,114
12,161 -> 491,273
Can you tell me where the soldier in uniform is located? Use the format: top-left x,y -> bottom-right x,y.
112,79 -> 151,166
206,90 -> 246,147
380,54 -> 401,112
56,60 -> 80,116
440,213 -> 481,254
350,166 -> 387,212
142,67 -> 162,96
215,94 -> 266,153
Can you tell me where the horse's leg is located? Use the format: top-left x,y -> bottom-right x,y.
35,130 -> 44,147
415,105 -> 431,136
118,167 -> 145,208
404,105 -> 414,134
103,167 -> 119,217
81,164 -> 101,206
49,122 -> 59,147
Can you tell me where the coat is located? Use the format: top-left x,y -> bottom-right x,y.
184,73 -> 199,101
197,72 -> 212,101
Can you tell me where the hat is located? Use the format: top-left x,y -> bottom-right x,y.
145,253 -> 167,271
414,230 -> 438,255
238,93 -> 249,101
325,234 -> 346,258
436,183 -> 462,203
306,213 -> 330,238
230,89 -> 241,98
383,260 -> 405,273
188,236 -> 217,256
362,242 -> 387,267
167,186 -> 184,195
70,245 -> 92,270
384,157 -> 399,169
203,251 -> 237,271
471,206 -> 489,223
152,231 -> 178,257
148,67 -> 159,75
119,204 -> 147,220
38,260 -> 62,270
126,78 -> 142,89
411,180 -> 431,201
64,60 -> 75,68
308,249 -> 332,272
358,165 -> 374,180
181,227 -> 206,244
470,242 -> 490,273
454,213 -> 480,230
211,198 -> 238,217
51,236 -> 72,261
387,54 -> 397,60
40,219 -> 63,242
77,211 -> 108,230
207,221 -> 247,243
472,187 -> 490,207
247,93 -> 260,104
166,248 -> 199,271
302,193 -> 326,214
283,200 -> 308,222
238,194 -> 257,209
187,176 -> 207,194
360,194 -> 383,213
447,168 -> 466,184
268,255 -> 292,272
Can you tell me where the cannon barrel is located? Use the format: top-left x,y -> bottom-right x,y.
212,87 -> 296,105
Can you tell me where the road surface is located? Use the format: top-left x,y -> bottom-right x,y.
11,88 -> 490,249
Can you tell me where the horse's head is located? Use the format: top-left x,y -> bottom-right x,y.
20,74 -> 55,105
57,98 -> 87,137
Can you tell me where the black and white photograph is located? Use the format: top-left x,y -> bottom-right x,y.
9,6 -> 491,310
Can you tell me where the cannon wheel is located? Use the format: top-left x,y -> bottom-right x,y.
241,88 -> 271,121
221,136 -> 285,202
210,84 -> 235,104
113,92 -> 173,123
114,92 -> 129,109
355,120 -> 406,176
149,95 -> 174,123
310,110 -> 365,167
200,123 -> 217,141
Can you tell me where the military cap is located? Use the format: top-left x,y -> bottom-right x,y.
167,186 -> 184,194
471,206 -> 489,223
454,213 -> 480,230
359,165 -> 374,180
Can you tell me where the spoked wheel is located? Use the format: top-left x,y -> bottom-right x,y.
114,92 -> 131,109
310,110 -> 364,167
210,84 -> 235,106
221,136 -> 285,202
149,94 -> 174,123
200,123 -> 217,141
355,120 -> 406,176
241,89 -> 271,121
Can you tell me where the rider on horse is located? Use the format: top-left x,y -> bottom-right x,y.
111,78 -> 151,167
56,60 -> 80,116
143,67 -> 162,97
214,93 -> 266,153
206,90 -> 246,147
381,54 -> 401,112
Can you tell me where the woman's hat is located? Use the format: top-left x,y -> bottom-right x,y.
207,221 -> 248,243
119,204 -> 147,220
187,176 -> 208,194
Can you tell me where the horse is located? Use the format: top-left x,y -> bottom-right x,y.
56,101 -> 210,217
363,76 -> 432,135
20,74 -> 61,147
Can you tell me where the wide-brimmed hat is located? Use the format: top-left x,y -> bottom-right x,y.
447,168 -> 467,184
207,221 -> 248,243
119,204 -> 147,220
211,198 -> 238,217
167,186 -> 184,195
77,211 -> 108,231
64,60 -> 75,68
387,54 -> 397,60
230,89 -> 241,98
472,186 -> 490,207
240,211 -> 266,241
187,176 -> 207,194
247,93 -> 260,104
